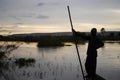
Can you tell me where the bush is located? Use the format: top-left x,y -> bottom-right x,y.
0,52 -> 6,58
15,58 -> 35,68
37,36 -> 64,47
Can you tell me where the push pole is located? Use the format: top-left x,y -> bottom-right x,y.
67,6 -> 86,80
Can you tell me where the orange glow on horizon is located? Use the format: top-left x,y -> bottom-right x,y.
0,23 -> 120,35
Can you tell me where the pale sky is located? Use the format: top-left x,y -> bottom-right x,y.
0,0 -> 120,34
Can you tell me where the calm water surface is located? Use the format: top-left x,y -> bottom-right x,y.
0,42 -> 120,80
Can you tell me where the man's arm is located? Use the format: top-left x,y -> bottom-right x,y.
72,29 -> 89,40
95,37 -> 104,49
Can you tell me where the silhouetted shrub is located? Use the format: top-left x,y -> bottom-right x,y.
0,52 -> 6,58
37,36 -> 64,47
15,58 -> 35,68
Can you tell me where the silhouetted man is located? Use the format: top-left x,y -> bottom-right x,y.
73,28 -> 104,80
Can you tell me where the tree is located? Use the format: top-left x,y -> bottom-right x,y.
101,28 -> 105,33
101,28 -> 106,37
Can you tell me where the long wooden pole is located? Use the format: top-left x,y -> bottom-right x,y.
67,5 -> 86,80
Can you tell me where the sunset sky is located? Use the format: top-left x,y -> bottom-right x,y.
0,0 -> 120,34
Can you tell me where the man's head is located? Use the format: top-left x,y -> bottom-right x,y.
91,28 -> 97,36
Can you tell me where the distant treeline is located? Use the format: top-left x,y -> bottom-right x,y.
101,35 -> 120,41
0,32 -> 120,43
0,35 -> 84,43
0,33 -> 120,47
0,35 -> 85,47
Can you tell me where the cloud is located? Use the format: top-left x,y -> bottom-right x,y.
8,14 -> 34,22
0,0 -> 120,33
0,30 -> 8,32
50,2 -> 59,6
37,15 -> 49,19
9,16 -> 21,20
37,2 -> 45,6
111,9 -> 120,13
20,15 -> 33,18
70,0 -> 120,11
15,23 -> 24,25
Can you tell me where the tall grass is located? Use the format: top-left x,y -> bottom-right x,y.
0,41 -> 20,59
15,58 -> 35,68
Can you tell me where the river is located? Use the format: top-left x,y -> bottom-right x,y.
0,42 -> 120,80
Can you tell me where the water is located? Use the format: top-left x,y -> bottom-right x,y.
0,42 -> 120,80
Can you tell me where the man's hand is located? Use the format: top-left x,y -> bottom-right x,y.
72,29 -> 77,36
72,29 -> 76,33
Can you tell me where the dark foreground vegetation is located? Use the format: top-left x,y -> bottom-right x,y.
0,41 -> 35,69
15,58 -> 35,68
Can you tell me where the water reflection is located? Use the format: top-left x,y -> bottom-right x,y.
0,42 -> 120,80
37,47 -> 63,54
